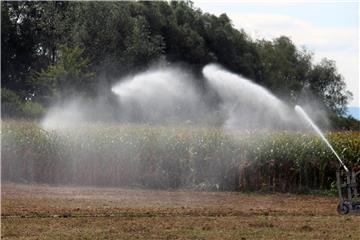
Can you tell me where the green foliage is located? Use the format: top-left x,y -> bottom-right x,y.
2,121 -> 359,191
329,113 -> 360,131
1,88 -> 45,119
1,88 -> 23,117
1,1 -> 353,124
308,59 -> 351,115
21,101 -> 44,119
33,45 -> 95,101
124,16 -> 165,67
256,37 -> 311,98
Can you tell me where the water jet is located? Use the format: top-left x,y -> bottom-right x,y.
295,105 -> 359,214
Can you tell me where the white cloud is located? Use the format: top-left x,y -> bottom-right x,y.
228,13 -> 357,49
223,13 -> 359,107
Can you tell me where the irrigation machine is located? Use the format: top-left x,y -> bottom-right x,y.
336,166 -> 360,215
295,105 -> 359,215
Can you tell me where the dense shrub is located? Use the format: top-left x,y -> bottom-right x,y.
1,88 -> 45,119
1,120 -> 359,192
21,101 -> 45,119
1,88 -> 23,117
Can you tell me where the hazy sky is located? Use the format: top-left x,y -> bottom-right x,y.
193,0 -> 359,107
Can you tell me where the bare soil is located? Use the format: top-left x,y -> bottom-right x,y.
1,183 -> 359,239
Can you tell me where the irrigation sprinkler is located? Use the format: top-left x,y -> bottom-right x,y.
336,169 -> 360,214
295,105 -> 359,214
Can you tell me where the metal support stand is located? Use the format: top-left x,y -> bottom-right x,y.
336,169 -> 360,214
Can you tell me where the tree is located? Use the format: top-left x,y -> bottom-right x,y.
308,59 -> 351,114
1,2 -> 41,95
1,1 -> 353,123
1,88 -> 23,117
32,45 -> 95,103
1,1 -> 72,97
256,36 -> 313,101
124,16 -> 165,68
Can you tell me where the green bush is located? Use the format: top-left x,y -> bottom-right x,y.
21,101 -> 44,119
1,88 -> 23,117
1,88 -> 45,119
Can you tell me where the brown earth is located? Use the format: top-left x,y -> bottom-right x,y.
1,183 -> 359,239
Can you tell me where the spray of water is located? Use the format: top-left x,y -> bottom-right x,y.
42,63 -> 323,131
41,99 -> 85,130
40,96 -> 118,130
111,66 -> 206,124
203,64 -> 295,129
27,63 -> 333,188
295,105 -> 349,172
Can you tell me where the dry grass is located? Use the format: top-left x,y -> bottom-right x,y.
2,183 -> 359,239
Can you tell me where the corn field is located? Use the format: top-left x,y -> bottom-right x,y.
2,120 -> 359,192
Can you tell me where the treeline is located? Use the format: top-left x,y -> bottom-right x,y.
1,1 -> 357,129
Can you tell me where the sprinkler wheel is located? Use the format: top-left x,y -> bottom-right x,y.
337,203 -> 349,215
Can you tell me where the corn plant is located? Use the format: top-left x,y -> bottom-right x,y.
1,120 -> 359,192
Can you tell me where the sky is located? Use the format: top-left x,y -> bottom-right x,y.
193,0 -> 359,108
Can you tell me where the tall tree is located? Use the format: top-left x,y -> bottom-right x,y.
32,45 -> 94,103
124,16 -> 165,68
256,36 -> 313,102
1,2 -> 40,95
308,59 -> 351,114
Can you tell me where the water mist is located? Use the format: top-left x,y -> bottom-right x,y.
41,63 -> 321,130
111,66 -> 207,124
203,64 -> 295,129
8,63 -> 336,190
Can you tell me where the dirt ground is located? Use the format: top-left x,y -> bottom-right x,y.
1,183 -> 359,239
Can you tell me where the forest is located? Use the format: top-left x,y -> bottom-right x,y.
1,1 -> 359,129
